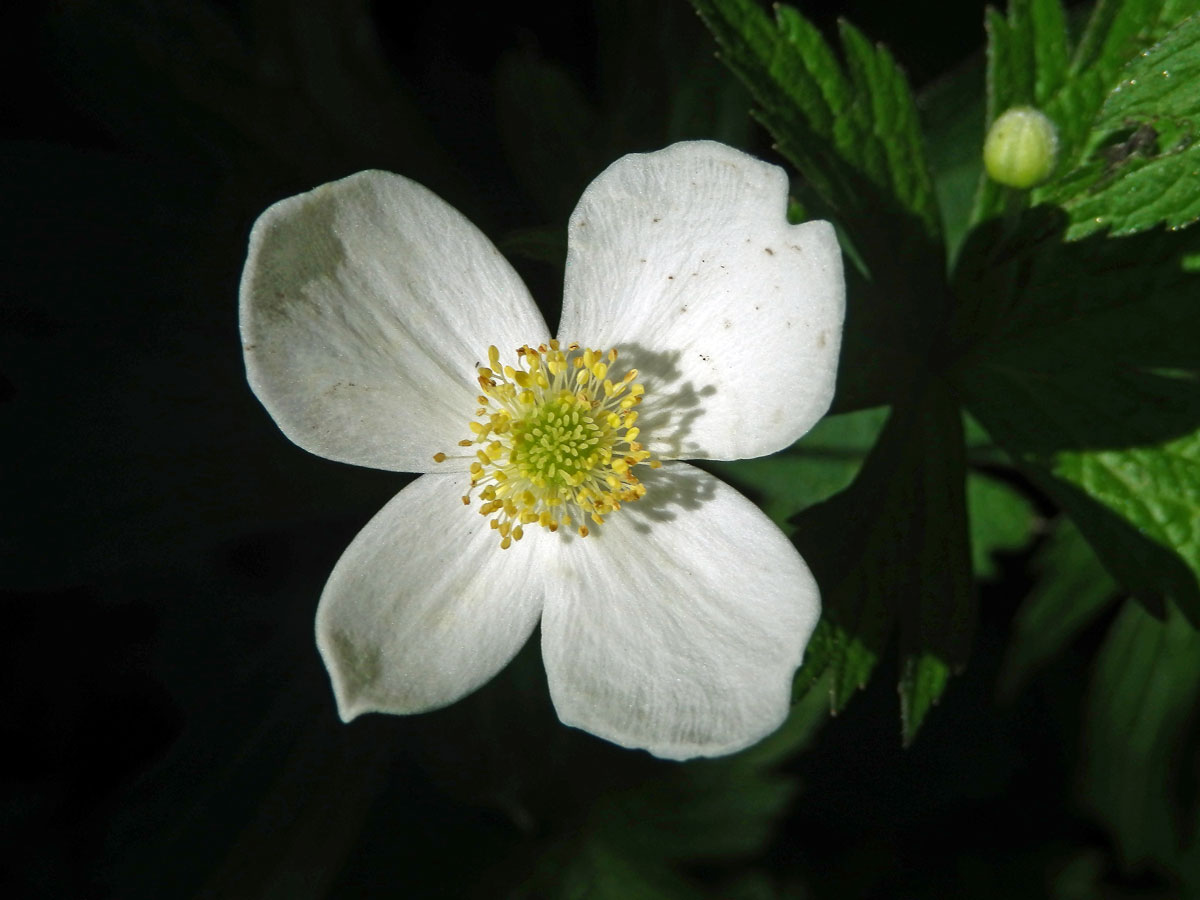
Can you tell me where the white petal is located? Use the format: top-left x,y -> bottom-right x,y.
539,462 -> 820,759
316,471 -> 546,720
558,141 -> 845,460
240,170 -> 550,473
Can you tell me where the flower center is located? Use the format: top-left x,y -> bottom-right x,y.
435,341 -> 657,548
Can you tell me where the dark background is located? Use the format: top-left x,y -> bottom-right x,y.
3,1 -> 1150,897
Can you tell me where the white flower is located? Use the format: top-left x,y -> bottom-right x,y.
239,141 -> 844,760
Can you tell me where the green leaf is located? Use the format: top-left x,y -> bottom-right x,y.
790,383 -> 974,744
691,0 -> 956,410
986,0 -> 1070,114
998,518 -> 1118,698
704,407 -> 889,536
966,473 -> 1038,580
711,407 -> 1034,583
920,52 -> 986,263
692,0 -> 941,235
691,0 -> 946,411
1058,14 -> 1200,237
1081,599 -> 1200,871
955,210 -> 1200,621
1051,0 -> 1199,173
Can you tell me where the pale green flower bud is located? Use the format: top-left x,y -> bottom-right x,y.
983,106 -> 1059,189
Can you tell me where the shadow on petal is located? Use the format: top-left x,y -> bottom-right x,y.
623,463 -> 719,533
614,342 -> 716,460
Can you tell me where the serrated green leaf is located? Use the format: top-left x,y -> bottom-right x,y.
1052,429 -> 1200,601
836,19 -> 940,240
692,0 -> 951,411
790,384 -> 973,743
1082,599 -> 1200,871
998,518 -> 1118,698
986,0 -> 1070,115
955,210 -> 1200,621
1059,14 -> 1200,237
690,0 -> 943,290
1052,0 -> 1200,172
899,653 -> 952,748
1030,0 -> 1071,102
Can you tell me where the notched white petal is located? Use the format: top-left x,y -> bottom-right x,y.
240,170 -> 549,474
316,472 -> 546,720
558,141 -> 845,461
540,463 -> 820,759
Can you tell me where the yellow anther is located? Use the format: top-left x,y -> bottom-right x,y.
432,452 -> 447,463
453,342 -> 656,547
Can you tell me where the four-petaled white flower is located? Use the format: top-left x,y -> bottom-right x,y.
239,141 -> 844,759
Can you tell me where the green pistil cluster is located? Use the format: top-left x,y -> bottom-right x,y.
512,396 -> 606,489
434,341 -> 657,548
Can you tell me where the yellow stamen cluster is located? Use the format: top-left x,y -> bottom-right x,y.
436,341 -> 657,548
